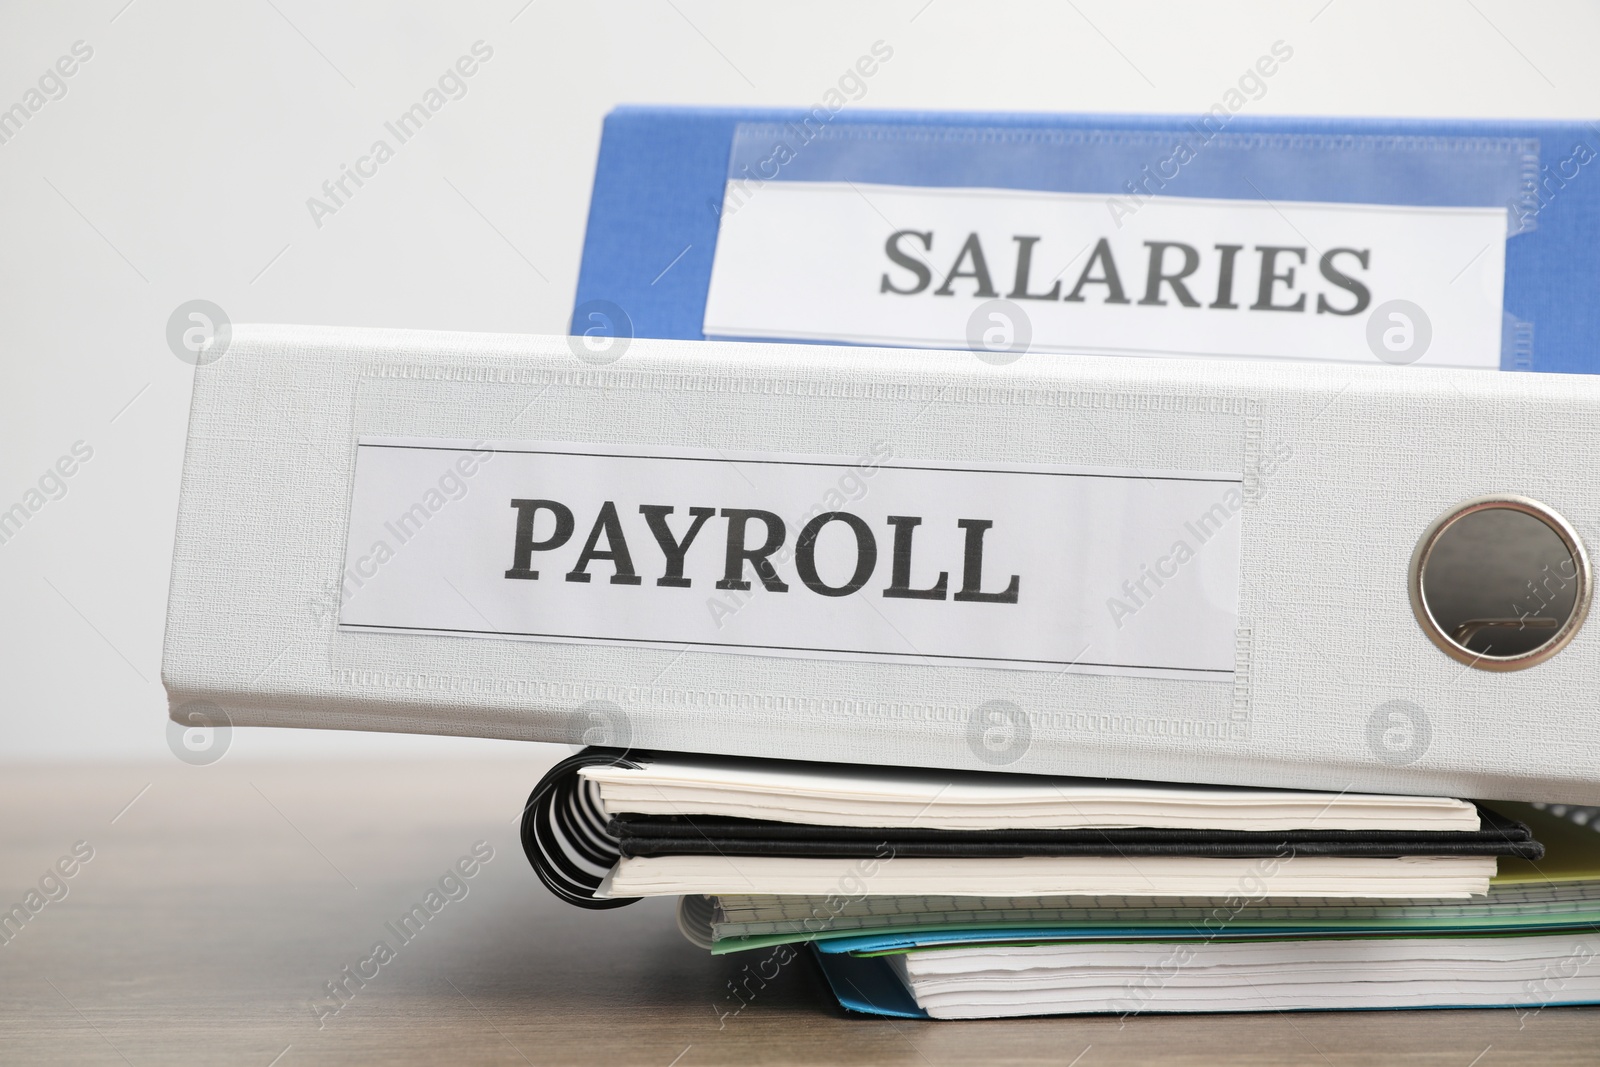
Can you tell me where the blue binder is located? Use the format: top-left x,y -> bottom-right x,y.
572,105 -> 1600,373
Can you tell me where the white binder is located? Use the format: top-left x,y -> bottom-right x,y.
162,325 -> 1600,803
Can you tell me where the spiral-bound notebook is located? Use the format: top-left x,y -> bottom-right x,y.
520,749 -> 1540,908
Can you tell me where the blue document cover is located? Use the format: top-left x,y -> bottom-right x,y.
572,105 -> 1600,373
810,947 -> 929,1019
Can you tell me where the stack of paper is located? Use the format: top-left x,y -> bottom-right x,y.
518,749 -> 1600,1018
579,756 -> 1521,900
683,801 -> 1600,1018
824,932 -> 1600,1018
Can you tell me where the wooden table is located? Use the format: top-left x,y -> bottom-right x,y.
2,756 -> 1596,1065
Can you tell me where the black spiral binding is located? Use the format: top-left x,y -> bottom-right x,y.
520,747 -> 646,909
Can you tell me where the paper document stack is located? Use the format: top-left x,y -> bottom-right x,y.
521,749 -> 1600,1018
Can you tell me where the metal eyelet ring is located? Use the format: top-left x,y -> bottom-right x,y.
1409,495 -> 1591,671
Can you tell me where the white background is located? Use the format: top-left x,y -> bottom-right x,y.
2,0 -> 1596,762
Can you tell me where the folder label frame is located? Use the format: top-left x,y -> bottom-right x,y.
335,436 -> 1244,680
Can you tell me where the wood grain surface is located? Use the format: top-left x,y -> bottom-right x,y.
1,756 -> 1596,1066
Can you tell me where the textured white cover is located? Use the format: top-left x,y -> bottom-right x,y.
163,325 -> 1600,802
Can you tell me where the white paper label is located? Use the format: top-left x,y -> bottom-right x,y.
703,182 -> 1507,369
337,438 -> 1242,680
